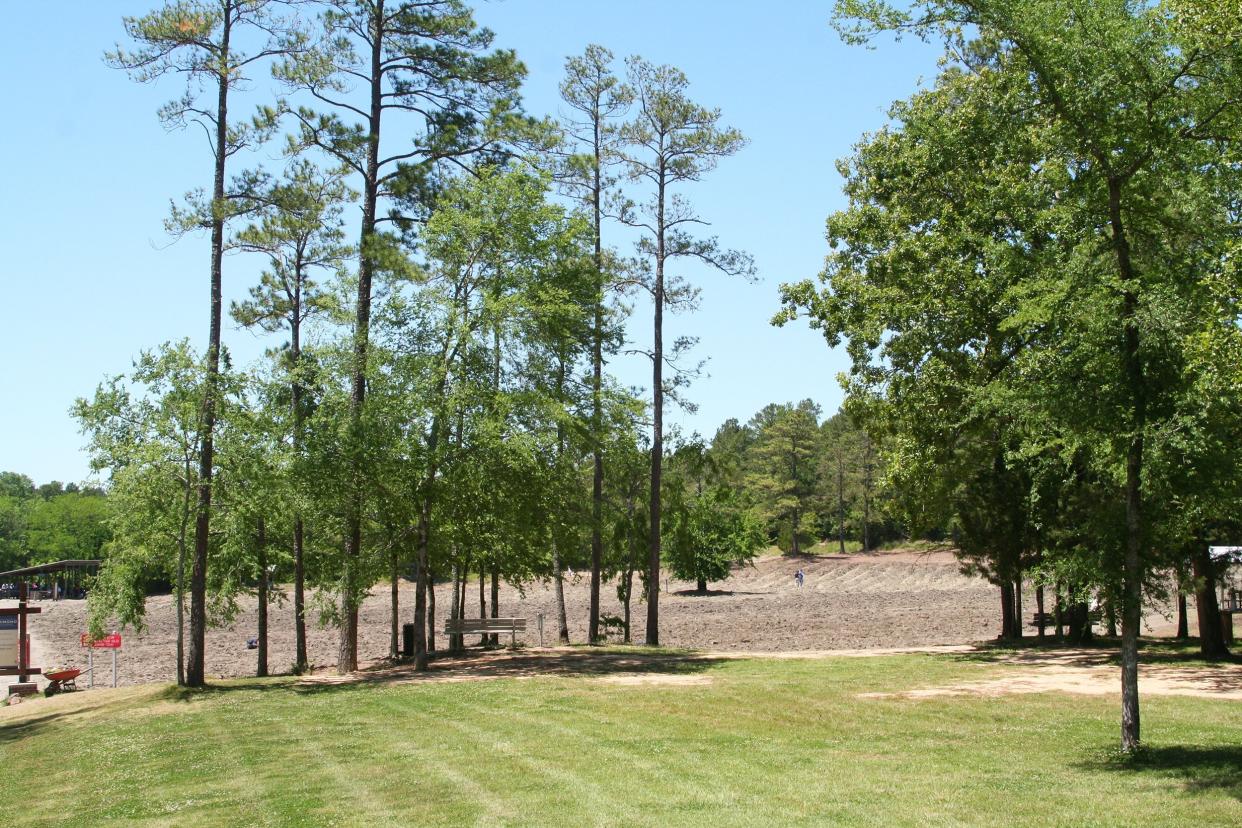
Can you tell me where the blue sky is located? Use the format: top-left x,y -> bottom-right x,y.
0,1 -> 939,485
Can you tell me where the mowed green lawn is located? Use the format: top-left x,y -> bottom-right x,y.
2,649 -> 1240,827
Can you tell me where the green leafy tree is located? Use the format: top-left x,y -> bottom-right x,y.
793,0 -> 1242,752
664,441 -> 763,592
75,341 -> 219,685
231,158 -> 352,672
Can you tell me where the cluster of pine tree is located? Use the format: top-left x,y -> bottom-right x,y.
76,2 -> 757,685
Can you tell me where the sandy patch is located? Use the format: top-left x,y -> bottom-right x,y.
599,674 -> 713,686
860,654 -> 1242,701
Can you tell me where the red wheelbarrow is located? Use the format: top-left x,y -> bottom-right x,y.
44,668 -> 82,697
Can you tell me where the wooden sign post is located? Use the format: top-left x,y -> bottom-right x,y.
2,580 -> 43,696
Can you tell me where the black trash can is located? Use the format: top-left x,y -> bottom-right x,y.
402,623 -> 415,657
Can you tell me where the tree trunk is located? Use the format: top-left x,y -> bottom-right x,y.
622,564 -> 633,644
1193,545 -> 1229,658
1036,584 -> 1046,640
1013,571 -> 1023,640
999,581 -> 1016,639
293,517 -> 307,671
479,569 -> 488,646
186,10 -> 234,690
490,569 -> 500,647
390,549 -> 400,659
427,567 -> 436,654
647,173 -> 666,648
837,462 -> 846,555
696,578 -> 707,594
589,117 -> 606,647
257,517 -> 268,678
449,560 -> 462,651
1109,174 -> 1144,753
176,473 -> 190,687
413,501 -> 430,670
1067,601 -> 1093,644
1055,582 -> 1064,639
1106,598 -> 1118,638
553,540 -> 570,645
291,295 -> 307,673
338,0 -> 387,678
1176,569 -> 1189,639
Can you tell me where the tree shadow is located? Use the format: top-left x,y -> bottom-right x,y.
949,638 -> 1242,669
299,647 -> 728,690
670,588 -> 766,597
1078,745 -> 1242,801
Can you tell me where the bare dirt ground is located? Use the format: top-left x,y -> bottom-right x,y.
858,647 -> 1242,701
0,549 -> 1207,690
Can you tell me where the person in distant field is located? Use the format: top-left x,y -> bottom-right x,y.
795,569 -> 805,588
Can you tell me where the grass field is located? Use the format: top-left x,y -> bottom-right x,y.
2,647 -> 1240,827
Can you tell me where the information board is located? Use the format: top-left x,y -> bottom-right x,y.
80,632 -> 122,649
0,615 -> 17,667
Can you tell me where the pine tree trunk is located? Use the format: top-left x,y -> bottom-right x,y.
291,300 -> 307,673
176,473 -> 190,687
338,0 -> 387,677
647,174 -> 666,648
257,517 -> 268,678
293,516 -> 306,671
589,118 -> 606,646
186,9 -> 234,690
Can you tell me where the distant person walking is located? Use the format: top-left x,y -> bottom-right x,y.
795,569 -> 805,588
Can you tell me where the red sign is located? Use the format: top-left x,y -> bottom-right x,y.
80,632 -> 122,649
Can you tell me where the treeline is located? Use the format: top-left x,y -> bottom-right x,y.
79,2 -> 759,685
778,0 -> 1242,752
0,473 -> 110,573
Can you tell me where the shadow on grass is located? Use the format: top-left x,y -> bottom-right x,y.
950,637 -> 1241,668
1079,744 -> 1242,801
144,647 -> 728,700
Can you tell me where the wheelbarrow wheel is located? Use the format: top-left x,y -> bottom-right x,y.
44,684 -> 58,698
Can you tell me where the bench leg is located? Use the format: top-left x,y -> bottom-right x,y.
510,629 -> 516,649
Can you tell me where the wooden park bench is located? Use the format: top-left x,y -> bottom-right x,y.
444,617 -> 527,649
1030,612 -> 1057,628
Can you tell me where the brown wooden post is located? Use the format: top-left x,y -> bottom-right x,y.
18,579 -> 28,683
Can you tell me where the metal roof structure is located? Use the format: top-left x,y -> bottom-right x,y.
0,560 -> 102,580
